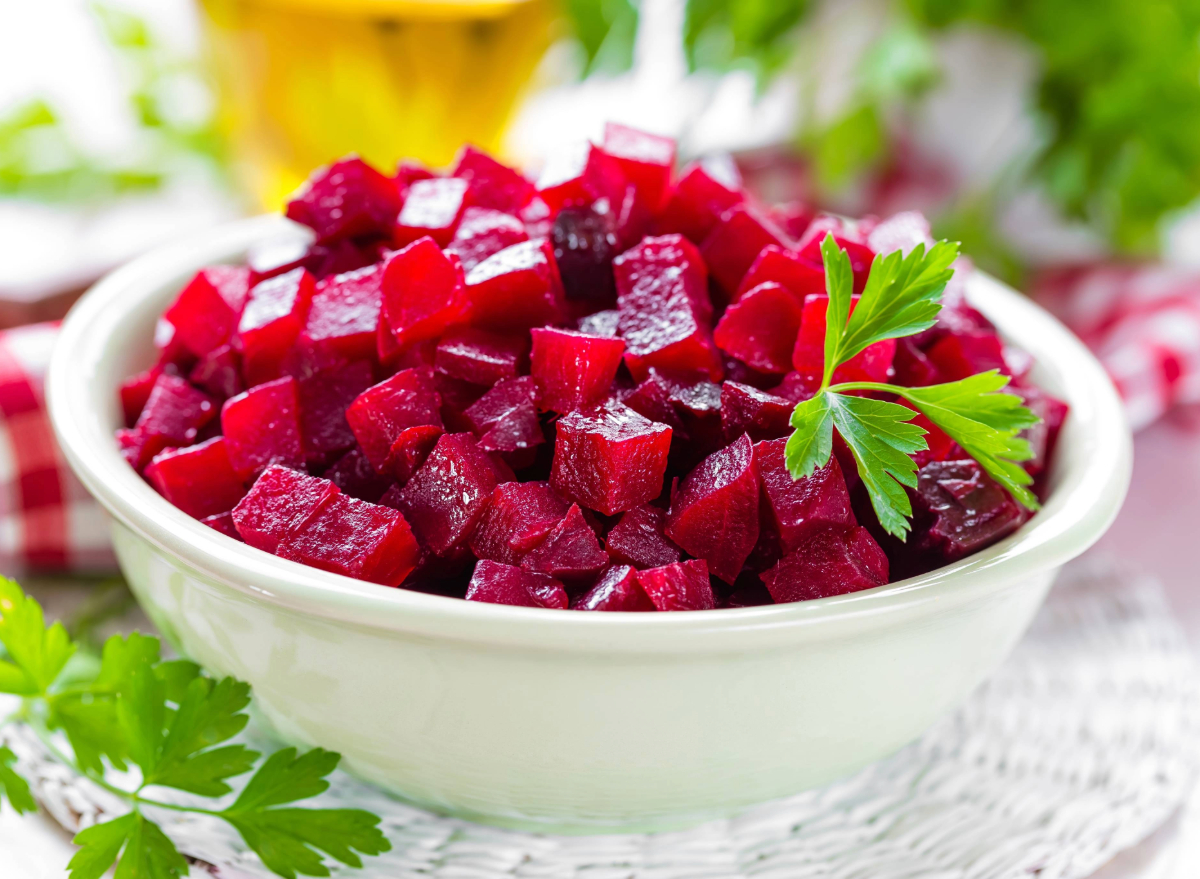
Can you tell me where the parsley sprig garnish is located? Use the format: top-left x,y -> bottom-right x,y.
785,234 -> 1041,539
0,577 -> 390,879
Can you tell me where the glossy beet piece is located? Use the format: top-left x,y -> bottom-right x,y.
735,245 -> 825,302
232,465 -> 339,554
701,204 -> 790,297
720,382 -> 792,443
323,446 -> 394,503
756,439 -> 854,555
665,434 -> 760,583
465,560 -> 568,609
577,308 -> 620,338
470,481 -> 569,565
605,504 -> 681,570
665,378 -> 724,468
395,158 -> 435,195
551,206 -> 617,306
655,158 -> 744,244
531,327 -> 625,413
619,370 -> 684,432
614,235 -> 722,382
714,281 -> 802,374
551,400 -> 673,516
381,237 -> 469,349
795,216 -> 875,293
636,559 -> 714,611
247,236 -> 318,287
914,459 -> 1025,561
602,122 -> 675,213
893,337 -> 943,387
145,437 -> 247,519
463,375 -> 544,455
189,345 -> 244,400
762,525 -> 889,604
536,142 -> 626,213
521,504 -> 608,583
122,374 -> 218,470
452,145 -> 535,213
221,377 -> 304,482
163,266 -> 251,358
298,360 -> 374,464
393,176 -> 468,247
792,294 -> 896,384
925,331 -> 1007,381
446,207 -> 529,271
394,433 -> 500,554
285,156 -> 400,243
344,367 -> 443,479
464,239 -> 565,331
574,565 -> 654,611
236,268 -> 316,386
435,326 -> 529,387
120,365 -> 165,427
300,264 -> 384,366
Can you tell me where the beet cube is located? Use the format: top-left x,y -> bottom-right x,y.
470,481 -> 569,565
605,504 -> 681,569
755,438 -> 854,555
577,308 -> 620,338
201,511 -> 241,540
395,158 -> 436,195
120,365 -> 165,426
463,376 -> 544,454
701,204 -> 790,297
236,268 -> 316,386
381,237 -> 469,349
446,207 -> 529,271
893,338 -> 943,387
323,446 -> 394,503
434,371 -> 487,432
665,434 -> 759,583
714,281 -> 802,374
232,465 -> 339,554
536,141 -> 626,213
464,239 -> 566,331
792,294 -> 896,384
720,382 -> 793,443
145,437 -> 247,519
394,433 -> 500,554
189,345 -> 244,400
221,377 -> 304,481
771,370 -> 822,403
655,159 -> 744,244
393,176 -> 468,247
452,145 -> 535,214
914,459 -> 1025,561
602,122 -> 675,212
795,216 -> 875,292
636,560 -> 714,611
723,574 -> 773,608
344,367 -> 443,479
163,266 -> 251,358
551,206 -> 618,307
1015,385 -> 1069,479
550,401 -> 673,516
735,245 -> 824,302
520,504 -> 608,583
925,331 -> 1007,382
435,326 -> 529,387
300,263 -> 384,366
619,370 -> 684,432
298,360 -> 374,464
123,374 -> 219,470
465,559 -> 568,609
285,156 -> 401,243
762,525 -> 889,604
530,327 -> 625,413
574,565 -> 654,611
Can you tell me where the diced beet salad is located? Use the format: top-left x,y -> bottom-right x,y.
116,124 -> 1068,611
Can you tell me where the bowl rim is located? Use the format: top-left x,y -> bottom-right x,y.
46,214 -> 1132,653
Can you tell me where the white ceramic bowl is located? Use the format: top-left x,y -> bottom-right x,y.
48,215 -> 1131,834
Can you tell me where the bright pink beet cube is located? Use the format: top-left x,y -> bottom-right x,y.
464,239 -> 566,331
714,281 -> 802,375
236,268 -> 316,386
285,156 -> 401,243
163,266 -> 251,358
395,158 -> 435,195
602,122 -> 676,212
792,294 -> 896,384
520,504 -> 609,583
452,146 -> 535,214
614,235 -> 722,382
605,504 -> 681,569
120,365 -> 164,427
435,326 -> 529,387
463,376 -> 543,455
145,437 -> 247,519
762,525 -> 888,604
574,565 -> 654,611
755,438 -> 854,555
278,492 -> 419,586
299,264 -> 384,366
121,374 -> 218,470
221,377 -> 304,481
700,204 -> 789,297
914,459 -> 1025,561
394,433 -> 500,555
298,360 -> 375,465
344,366 -> 443,479
323,446 -> 395,503
550,400 -> 673,516
530,327 -> 625,413
189,345 -> 244,400
665,434 -> 760,583
446,207 -> 529,271
795,217 -> 875,293
232,465 -> 340,553
393,176 -> 468,247
736,245 -> 825,302
465,559 -> 568,609
720,382 -> 793,443
636,559 -> 714,611
536,141 -> 626,213
381,237 -> 469,349
655,159 -> 744,244
925,331 -> 1007,381
470,481 -> 569,565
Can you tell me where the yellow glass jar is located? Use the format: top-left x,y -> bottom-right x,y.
198,0 -> 555,209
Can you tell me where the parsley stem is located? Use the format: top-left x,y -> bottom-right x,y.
827,380 -> 909,396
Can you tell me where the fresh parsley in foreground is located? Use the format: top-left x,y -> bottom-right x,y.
785,234 -> 1040,539
0,577 -> 390,878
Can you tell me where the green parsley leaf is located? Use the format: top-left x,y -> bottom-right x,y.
0,577 -> 75,695
820,234 -> 854,386
69,811 -> 189,879
227,747 -> 338,812
0,745 -> 36,814
784,392 -> 834,481
69,812 -> 137,879
118,662 -> 167,779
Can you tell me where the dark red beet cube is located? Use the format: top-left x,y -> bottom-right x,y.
723,574 -> 773,608
298,360 -> 375,464
536,141 -> 626,213
285,156 -> 401,243
446,207 -> 529,271
306,238 -> 388,281
465,559 -> 568,609
756,438 -> 854,555
145,437 -> 247,519
771,370 -> 822,403
713,281 -> 802,374
201,511 -> 241,540
464,239 -> 565,331
463,376 -> 544,455
736,245 -> 824,302
300,264 -> 384,366
620,369 -> 684,432
574,565 -> 654,611
189,345 -> 244,400
237,268 -> 316,386
120,365 -> 165,426
605,504 -> 681,569
636,559 -> 714,611
381,237 -> 469,349
435,326 -> 529,387
551,400 -> 673,516
530,327 -> 625,413
393,176 -> 468,247
602,122 -> 675,212
221,377 -> 305,481
551,206 -> 618,307
795,216 -> 875,293
665,434 -> 760,583
762,525 -> 889,603
123,374 -> 219,469
452,145 -> 535,214
701,204 -> 790,297
163,266 -> 251,358
520,504 -> 609,583
720,382 -> 793,442
232,464 -> 339,554
655,158 -> 744,244
344,366 -> 443,479
893,338 -> 944,387
1015,385 -> 1069,478
394,433 -> 499,554
793,294 -> 896,384
914,459 -> 1026,561
323,446 -> 394,503
470,481 -> 569,565
925,331 -> 1007,382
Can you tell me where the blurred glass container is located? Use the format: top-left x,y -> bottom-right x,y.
198,0 -> 554,209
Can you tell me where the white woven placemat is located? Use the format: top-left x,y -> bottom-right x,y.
5,558 -> 1199,879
